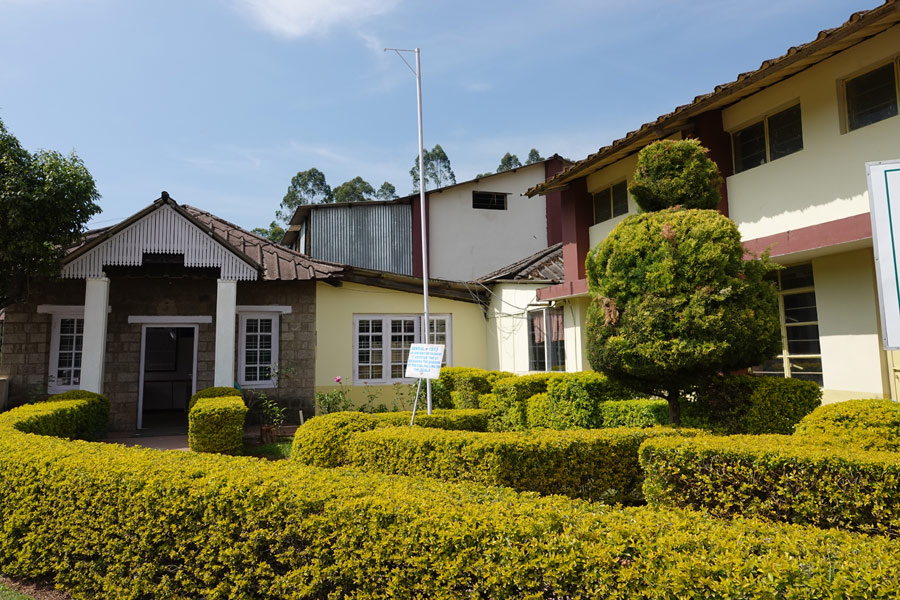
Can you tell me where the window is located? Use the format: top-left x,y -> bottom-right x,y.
753,264 -> 822,385
353,314 -> 451,384
732,104 -> 803,173
592,181 -> 628,224
844,61 -> 899,131
48,310 -> 85,394
472,191 -> 507,210
528,307 -> 565,372
238,313 -> 279,387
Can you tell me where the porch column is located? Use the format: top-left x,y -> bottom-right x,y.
81,276 -> 110,393
214,279 -> 237,387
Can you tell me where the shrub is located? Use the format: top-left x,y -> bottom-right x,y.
188,396 -> 248,455
628,138 -> 723,212
3,396 -> 900,598
374,409 -> 490,432
188,386 -> 241,410
439,367 -> 511,408
793,398 -> 900,451
489,373 -> 561,430
522,372 -> 638,429
640,434 -> 900,536
345,426 -> 697,504
8,390 -> 108,440
598,399 -> 669,428
683,375 -> 821,434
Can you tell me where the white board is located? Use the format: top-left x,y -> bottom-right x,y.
867,159 -> 900,349
404,344 -> 445,379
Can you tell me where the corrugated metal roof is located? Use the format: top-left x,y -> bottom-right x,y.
479,243 -> 564,283
529,0 -> 900,196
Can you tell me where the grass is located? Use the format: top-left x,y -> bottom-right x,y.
243,437 -> 293,460
0,583 -> 33,600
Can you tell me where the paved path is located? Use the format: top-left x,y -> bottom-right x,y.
102,425 -> 298,451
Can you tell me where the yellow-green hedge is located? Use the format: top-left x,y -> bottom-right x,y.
188,385 -> 241,410
188,395 -> 248,455
640,434 -> 900,535
793,398 -> 900,451
3,396 -> 900,598
438,367 -> 512,408
343,426 -> 698,504
526,393 -> 667,430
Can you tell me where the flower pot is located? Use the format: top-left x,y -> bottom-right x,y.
260,424 -> 277,445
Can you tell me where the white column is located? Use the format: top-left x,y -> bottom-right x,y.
81,277 -> 110,393
214,279 -> 237,387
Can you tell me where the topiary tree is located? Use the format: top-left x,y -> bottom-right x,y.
586,140 -> 780,425
628,138 -> 722,212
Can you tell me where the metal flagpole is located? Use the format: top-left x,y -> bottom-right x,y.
387,46 -> 432,415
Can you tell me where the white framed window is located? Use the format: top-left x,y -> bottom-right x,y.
353,314 -> 451,384
238,312 -> 280,388
593,181 -> 628,224
527,307 -> 565,372
732,103 -> 803,173
47,308 -> 85,394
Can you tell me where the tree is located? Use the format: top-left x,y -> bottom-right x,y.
525,148 -> 544,165
585,140 -> 780,424
375,181 -> 397,201
410,144 -> 456,192
251,221 -> 285,243
333,176 -> 376,203
0,119 -> 101,309
628,138 -> 722,212
276,168 -> 333,222
496,152 -> 522,173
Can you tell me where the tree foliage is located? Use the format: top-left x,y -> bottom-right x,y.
525,148 -> 544,165
585,141 -> 780,425
276,168 -> 333,222
628,139 -> 722,212
496,152 -> 522,173
410,144 -> 456,192
333,176 -> 376,204
375,181 -> 397,201
0,119 -> 101,309
251,221 -> 286,243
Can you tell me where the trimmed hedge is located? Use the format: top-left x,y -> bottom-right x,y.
598,398 -> 669,427
640,434 -> 900,536
188,386 -> 242,410
7,390 -> 109,440
188,395 -> 248,455
438,367 -> 512,408
343,426 -> 697,504
682,375 -> 821,434
3,396 -> 900,598
794,398 -> 900,451
489,372 -> 561,430
526,394 -> 667,430
291,409 -> 490,467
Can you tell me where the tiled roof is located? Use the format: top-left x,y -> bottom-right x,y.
182,205 -> 344,281
530,1 -> 900,196
479,243 -> 564,282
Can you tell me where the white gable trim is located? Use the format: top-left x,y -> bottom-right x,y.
62,204 -> 258,281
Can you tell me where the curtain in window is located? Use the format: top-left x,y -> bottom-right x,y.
530,311 -> 545,343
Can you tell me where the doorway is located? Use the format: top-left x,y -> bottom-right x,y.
138,325 -> 198,430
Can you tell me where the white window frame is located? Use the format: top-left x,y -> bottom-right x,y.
527,307 -> 566,373
44,306 -> 85,394
352,314 -> 452,385
237,311 -> 280,388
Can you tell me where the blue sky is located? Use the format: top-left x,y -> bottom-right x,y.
0,0 -> 876,231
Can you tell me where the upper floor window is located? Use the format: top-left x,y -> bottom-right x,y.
593,181 -> 628,224
732,104 -> 803,173
844,61 -> 899,132
473,191 -> 507,210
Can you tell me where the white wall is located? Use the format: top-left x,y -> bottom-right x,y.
724,24 -> 900,241
485,283 -> 543,374
428,164 -> 548,281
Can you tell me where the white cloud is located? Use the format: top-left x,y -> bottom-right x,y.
232,0 -> 401,39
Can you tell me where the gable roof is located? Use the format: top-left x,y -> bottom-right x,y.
479,243 -> 564,283
529,1 -> 900,196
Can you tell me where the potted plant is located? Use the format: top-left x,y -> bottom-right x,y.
259,393 -> 285,445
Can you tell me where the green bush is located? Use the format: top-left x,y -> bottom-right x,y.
3,396 -> 900,598
598,399 -> 669,427
438,367 -> 511,408
489,373 -> 561,430
345,425 -> 697,504
188,396 -> 248,455
525,394 -> 666,430
373,409 -> 490,432
640,434 -> 900,535
793,398 -> 900,451
188,386 -> 242,410
683,375 -> 821,434
628,138 -> 723,212
520,372 -> 638,429
9,390 -> 108,440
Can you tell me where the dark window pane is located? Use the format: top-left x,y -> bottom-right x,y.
783,291 -> 818,323
847,63 -> 898,131
780,264 -> 814,290
789,358 -> 823,385
611,181 -> 628,217
472,191 -> 507,210
786,324 -> 821,355
754,358 -> 786,376
768,104 -> 803,160
733,121 -> 767,173
593,188 -> 612,224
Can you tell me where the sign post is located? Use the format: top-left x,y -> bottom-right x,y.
405,343 -> 445,425
867,159 -> 900,351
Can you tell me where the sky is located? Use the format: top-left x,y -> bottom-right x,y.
0,0 -> 880,231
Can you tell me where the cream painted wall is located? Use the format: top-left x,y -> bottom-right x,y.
561,296 -> 591,373
587,154 -> 640,250
428,164 -> 549,281
724,25 -> 900,241
485,283 -> 543,374
314,281 -> 487,407
811,248 -> 889,403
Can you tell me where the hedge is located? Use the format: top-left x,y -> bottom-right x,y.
188,386 -> 242,410
525,393 -> 665,430
640,433 -> 900,536
3,396 -> 900,598
7,390 -> 108,440
682,375 -> 821,434
438,367 -> 512,408
793,398 -> 900,451
188,395 -> 248,455
489,372 -> 561,430
291,409 -> 489,467
343,425 -> 698,504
